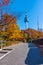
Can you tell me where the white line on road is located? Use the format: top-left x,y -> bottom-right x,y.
0,43 -> 24,60
0,49 -> 15,60
40,64 -> 43,65
29,47 -> 38,48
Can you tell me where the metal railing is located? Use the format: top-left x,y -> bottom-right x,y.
0,40 -> 6,49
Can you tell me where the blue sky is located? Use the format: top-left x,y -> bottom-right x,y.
1,0 -> 43,30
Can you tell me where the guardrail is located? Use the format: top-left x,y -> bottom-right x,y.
0,40 -> 6,49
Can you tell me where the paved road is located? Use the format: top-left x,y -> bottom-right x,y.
0,43 -> 29,65
0,43 -> 43,65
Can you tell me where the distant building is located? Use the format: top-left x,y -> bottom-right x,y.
38,28 -> 43,32
24,13 -> 28,29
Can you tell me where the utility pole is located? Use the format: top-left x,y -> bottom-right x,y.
0,0 -> 3,21
0,0 -> 10,30
37,17 -> 39,31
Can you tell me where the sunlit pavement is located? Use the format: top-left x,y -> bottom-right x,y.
0,43 -> 29,65
0,43 -> 43,65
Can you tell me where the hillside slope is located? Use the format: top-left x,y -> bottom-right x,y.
22,28 -> 43,40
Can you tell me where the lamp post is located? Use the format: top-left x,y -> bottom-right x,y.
0,0 -> 10,49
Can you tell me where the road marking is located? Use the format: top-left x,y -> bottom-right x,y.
0,49 -> 15,60
0,49 -> 2,51
40,64 -> 43,65
0,43 -> 23,60
0,43 -> 26,60
29,47 -> 38,48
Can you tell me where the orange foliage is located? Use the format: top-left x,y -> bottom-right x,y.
5,17 -> 24,41
0,25 -> 3,28
22,28 -> 43,40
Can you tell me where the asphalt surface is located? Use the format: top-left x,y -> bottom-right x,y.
0,43 -> 43,65
0,43 -> 29,65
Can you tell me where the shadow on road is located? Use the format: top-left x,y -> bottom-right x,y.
25,43 -> 43,65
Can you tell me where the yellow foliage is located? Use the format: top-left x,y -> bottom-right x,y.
0,14 -> 24,41
6,18 -> 23,40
